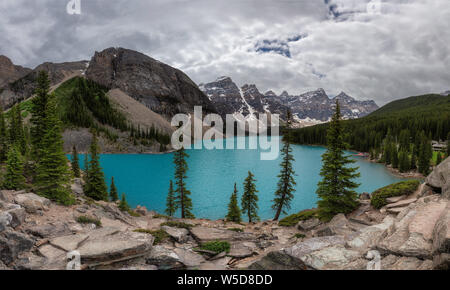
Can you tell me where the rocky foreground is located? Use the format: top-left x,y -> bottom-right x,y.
0,159 -> 449,270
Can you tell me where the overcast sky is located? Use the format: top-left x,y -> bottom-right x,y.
0,0 -> 449,105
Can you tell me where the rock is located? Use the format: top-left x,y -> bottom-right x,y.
0,191 -> 14,203
386,195 -> 406,204
173,248 -> 206,268
314,214 -> 355,238
199,257 -> 231,270
162,226 -> 189,243
248,251 -> 309,270
359,193 -> 370,200
387,207 -> 406,214
384,256 -> 429,270
285,236 -> 346,258
347,216 -> 395,250
228,242 -> 257,259
302,245 -> 361,270
146,246 -> 183,270
190,226 -> 255,243
14,193 -> 50,214
37,244 -> 67,270
135,206 -> 148,216
432,204 -> 450,254
297,218 -> 321,231
7,208 -> 26,228
0,230 -> 34,265
71,178 -> 84,195
433,253 -> 450,270
0,212 -> 12,232
385,198 -> 417,209
26,222 -> 72,238
426,156 -> 449,190
377,199 -> 448,259
50,234 -> 90,252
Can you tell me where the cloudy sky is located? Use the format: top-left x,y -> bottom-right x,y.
0,0 -> 449,105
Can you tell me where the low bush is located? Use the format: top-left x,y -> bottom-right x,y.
161,221 -> 193,229
76,216 -> 101,227
133,229 -> 169,244
279,208 -> 318,227
198,241 -> 231,254
370,180 -> 420,209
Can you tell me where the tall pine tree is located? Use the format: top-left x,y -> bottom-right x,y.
316,101 -> 360,221
3,146 -> 25,190
31,71 -> 51,158
173,148 -> 194,218
418,133 -> 432,175
165,180 -> 177,217
241,171 -> 259,223
84,134 -> 108,201
34,95 -> 74,205
71,146 -> 81,178
119,193 -> 130,212
226,183 -> 242,223
109,177 -> 119,202
272,110 -> 296,221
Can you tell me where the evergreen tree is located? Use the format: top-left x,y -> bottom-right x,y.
3,146 -> 25,190
241,171 -> 259,223
391,145 -> 399,169
71,146 -> 81,178
8,105 -> 26,155
418,134 -> 432,175
31,71 -> 51,158
118,193 -> 130,212
173,148 -> 194,219
226,183 -> 241,223
398,150 -> 410,173
0,106 -> 7,161
83,153 -> 89,182
165,180 -> 177,217
410,150 -> 417,170
316,101 -> 360,221
272,110 -> 296,221
84,134 -> 108,201
447,132 -> 450,157
34,95 -> 74,205
109,177 -> 119,202
436,153 -> 442,166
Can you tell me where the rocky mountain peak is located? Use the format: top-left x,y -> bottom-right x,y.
0,55 -> 31,88
333,92 -> 356,103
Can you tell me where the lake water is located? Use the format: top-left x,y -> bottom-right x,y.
74,136 -> 406,220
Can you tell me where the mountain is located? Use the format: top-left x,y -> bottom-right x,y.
290,93 -> 450,152
200,77 -> 379,126
85,47 -> 215,117
0,56 -> 31,88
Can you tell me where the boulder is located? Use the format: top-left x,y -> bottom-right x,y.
0,230 -> 34,265
426,156 -> 449,190
0,212 -> 12,232
433,253 -> 450,270
146,245 -> 183,270
26,222 -> 72,238
37,244 -> 67,270
190,226 -> 255,243
248,251 -> 309,270
7,207 -> 26,228
162,226 -> 189,243
135,206 -> 148,216
301,245 -> 361,270
297,218 -> 321,231
14,193 -> 50,214
228,242 -> 257,258
314,214 -> 355,238
385,198 -> 417,209
432,204 -> 450,254
199,257 -> 231,270
173,248 -> 206,268
347,216 -> 395,250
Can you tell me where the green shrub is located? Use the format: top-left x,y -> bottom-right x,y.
293,233 -> 306,239
134,229 -> 169,244
227,228 -> 244,232
161,221 -> 193,229
279,208 -> 318,227
76,216 -> 101,227
198,241 -> 231,254
371,180 -> 420,209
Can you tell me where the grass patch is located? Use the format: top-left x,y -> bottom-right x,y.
198,241 -> 231,254
227,228 -> 244,233
161,221 -> 193,229
279,209 -> 318,227
134,229 -> 169,245
127,209 -> 141,217
293,233 -> 306,239
371,180 -> 421,209
76,216 -> 101,227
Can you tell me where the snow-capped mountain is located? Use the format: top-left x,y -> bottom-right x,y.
200,77 -> 379,127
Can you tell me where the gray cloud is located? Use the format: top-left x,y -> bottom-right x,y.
0,0 -> 448,105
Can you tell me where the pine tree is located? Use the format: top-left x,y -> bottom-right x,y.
109,177 -> 119,202
3,146 -> 25,190
241,171 -> 259,222
391,145 -> 399,169
410,150 -> 417,170
0,106 -> 7,161
226,183 -> 242,223
418,134 -> 432,175
165,180 -> 177,217
83,153 -> 89,182
272,110 -> 296,221
398,150 -> 410,173
34,95 -> 74,205
71,146 -> 80,178
316,101 -> 360,221
31,71 -> 51,158
118,193 -> 130,212
447,132 -> 450,157
173,148 -> 194,218
84,134 -> 108,201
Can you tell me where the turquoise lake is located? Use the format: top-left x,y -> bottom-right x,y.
73,136 -> 406,220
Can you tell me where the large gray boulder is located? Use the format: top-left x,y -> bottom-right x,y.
190,226 -> 256,243
14,193 -> 50,214
347,215 -> 395,250
0,212 -> 12,232
297,218 -> 321,231
162,226 -> 189,243
0,230 -> 34,265
146,245 -> 184,270
426,156 -> 450,197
